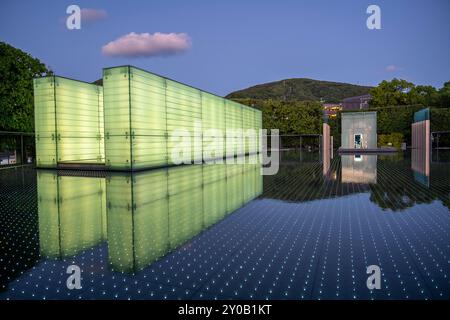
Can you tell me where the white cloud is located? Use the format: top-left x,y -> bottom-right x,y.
102,32 -> 191,58
81,8 -> 107,22
385,65 -> 398,72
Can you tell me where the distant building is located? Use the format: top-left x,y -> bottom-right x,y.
342,94 -> 371,110
341,111 -> 377,149
323,103 -> 342,119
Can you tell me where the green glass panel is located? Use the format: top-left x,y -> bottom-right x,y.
166,79 -> 202,165
132,135 -> 167,169
202,92 -> 225,162
54,77 -> 103,164
103,67 -> 132,169
255,109 -> 262,153
34,77 -> 57,167
129,67 -> 168,168
225,100 -> 243,157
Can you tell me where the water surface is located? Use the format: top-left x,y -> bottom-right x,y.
0,151 -> 449,299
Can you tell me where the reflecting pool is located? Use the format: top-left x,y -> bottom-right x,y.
0,151 -> 449,299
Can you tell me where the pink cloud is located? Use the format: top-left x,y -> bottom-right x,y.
385,65 -> 399,72
81,8 -> 107,22
102,32 -> 191,58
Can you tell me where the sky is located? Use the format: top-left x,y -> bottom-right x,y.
0,0 -> 449,97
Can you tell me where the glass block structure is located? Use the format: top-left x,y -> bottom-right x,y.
34,66 -> 262,170
34,76 -> 104,168
341,111 -> 377,149
102,66 -> 262,170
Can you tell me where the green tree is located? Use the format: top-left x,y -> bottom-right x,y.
0,42 -> 52,132
232,98 -> 323,135
437,81 -> 450,107
408,85 -> 439,106
369,78 -> 415,108
369,78 -> 450,108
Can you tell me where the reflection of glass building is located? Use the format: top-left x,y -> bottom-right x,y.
341,154 -> 377,184
37,161 -> 262,273
37,171 -> 107,258
341,112 -> 377,149
411,108 -> 430,187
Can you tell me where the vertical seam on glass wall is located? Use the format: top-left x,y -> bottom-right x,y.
128,66 -> 133,170
225,100 -> 228,209
165,168 -> 170,253
200,91 -> 203,164
56,175 -> 62,257
164,78 -> 168,166
131,174 -> 136,273
33,79 -> 38,166
200,91 -> 204,228
164,80 -> 170,251
241,105 -> 244,157
53,76 -> 59,165
224,99 -> 228,208
103,70 -> 108,168
100,179 -> 105,241
97,86 -> 101,163
241,105 -> 244,204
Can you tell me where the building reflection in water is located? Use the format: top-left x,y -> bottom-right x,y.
340,154 -> 377,184
411,107 -> 430,187
37,161 -> 262,273
37,172 -> 107,259
411,148 -> 430,188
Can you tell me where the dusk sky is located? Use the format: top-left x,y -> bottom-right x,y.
1,0 -> 449,96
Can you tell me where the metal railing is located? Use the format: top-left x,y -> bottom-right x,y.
0,131 -> 35,167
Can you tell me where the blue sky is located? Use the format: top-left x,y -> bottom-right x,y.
1,0 -> 449,96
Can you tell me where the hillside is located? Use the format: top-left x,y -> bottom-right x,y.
226,78 -> 373,103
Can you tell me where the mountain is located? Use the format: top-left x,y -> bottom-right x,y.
226,78 -> 373,103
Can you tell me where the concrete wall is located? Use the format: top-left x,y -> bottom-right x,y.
341,111 -> 377,149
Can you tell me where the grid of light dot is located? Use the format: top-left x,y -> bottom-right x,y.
0,152 -> 449,300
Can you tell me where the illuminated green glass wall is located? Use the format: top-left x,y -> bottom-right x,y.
103,66 -> 262,170
106,161 -> 262,273
34,77 -> 57,167
34,76 -> 104,167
